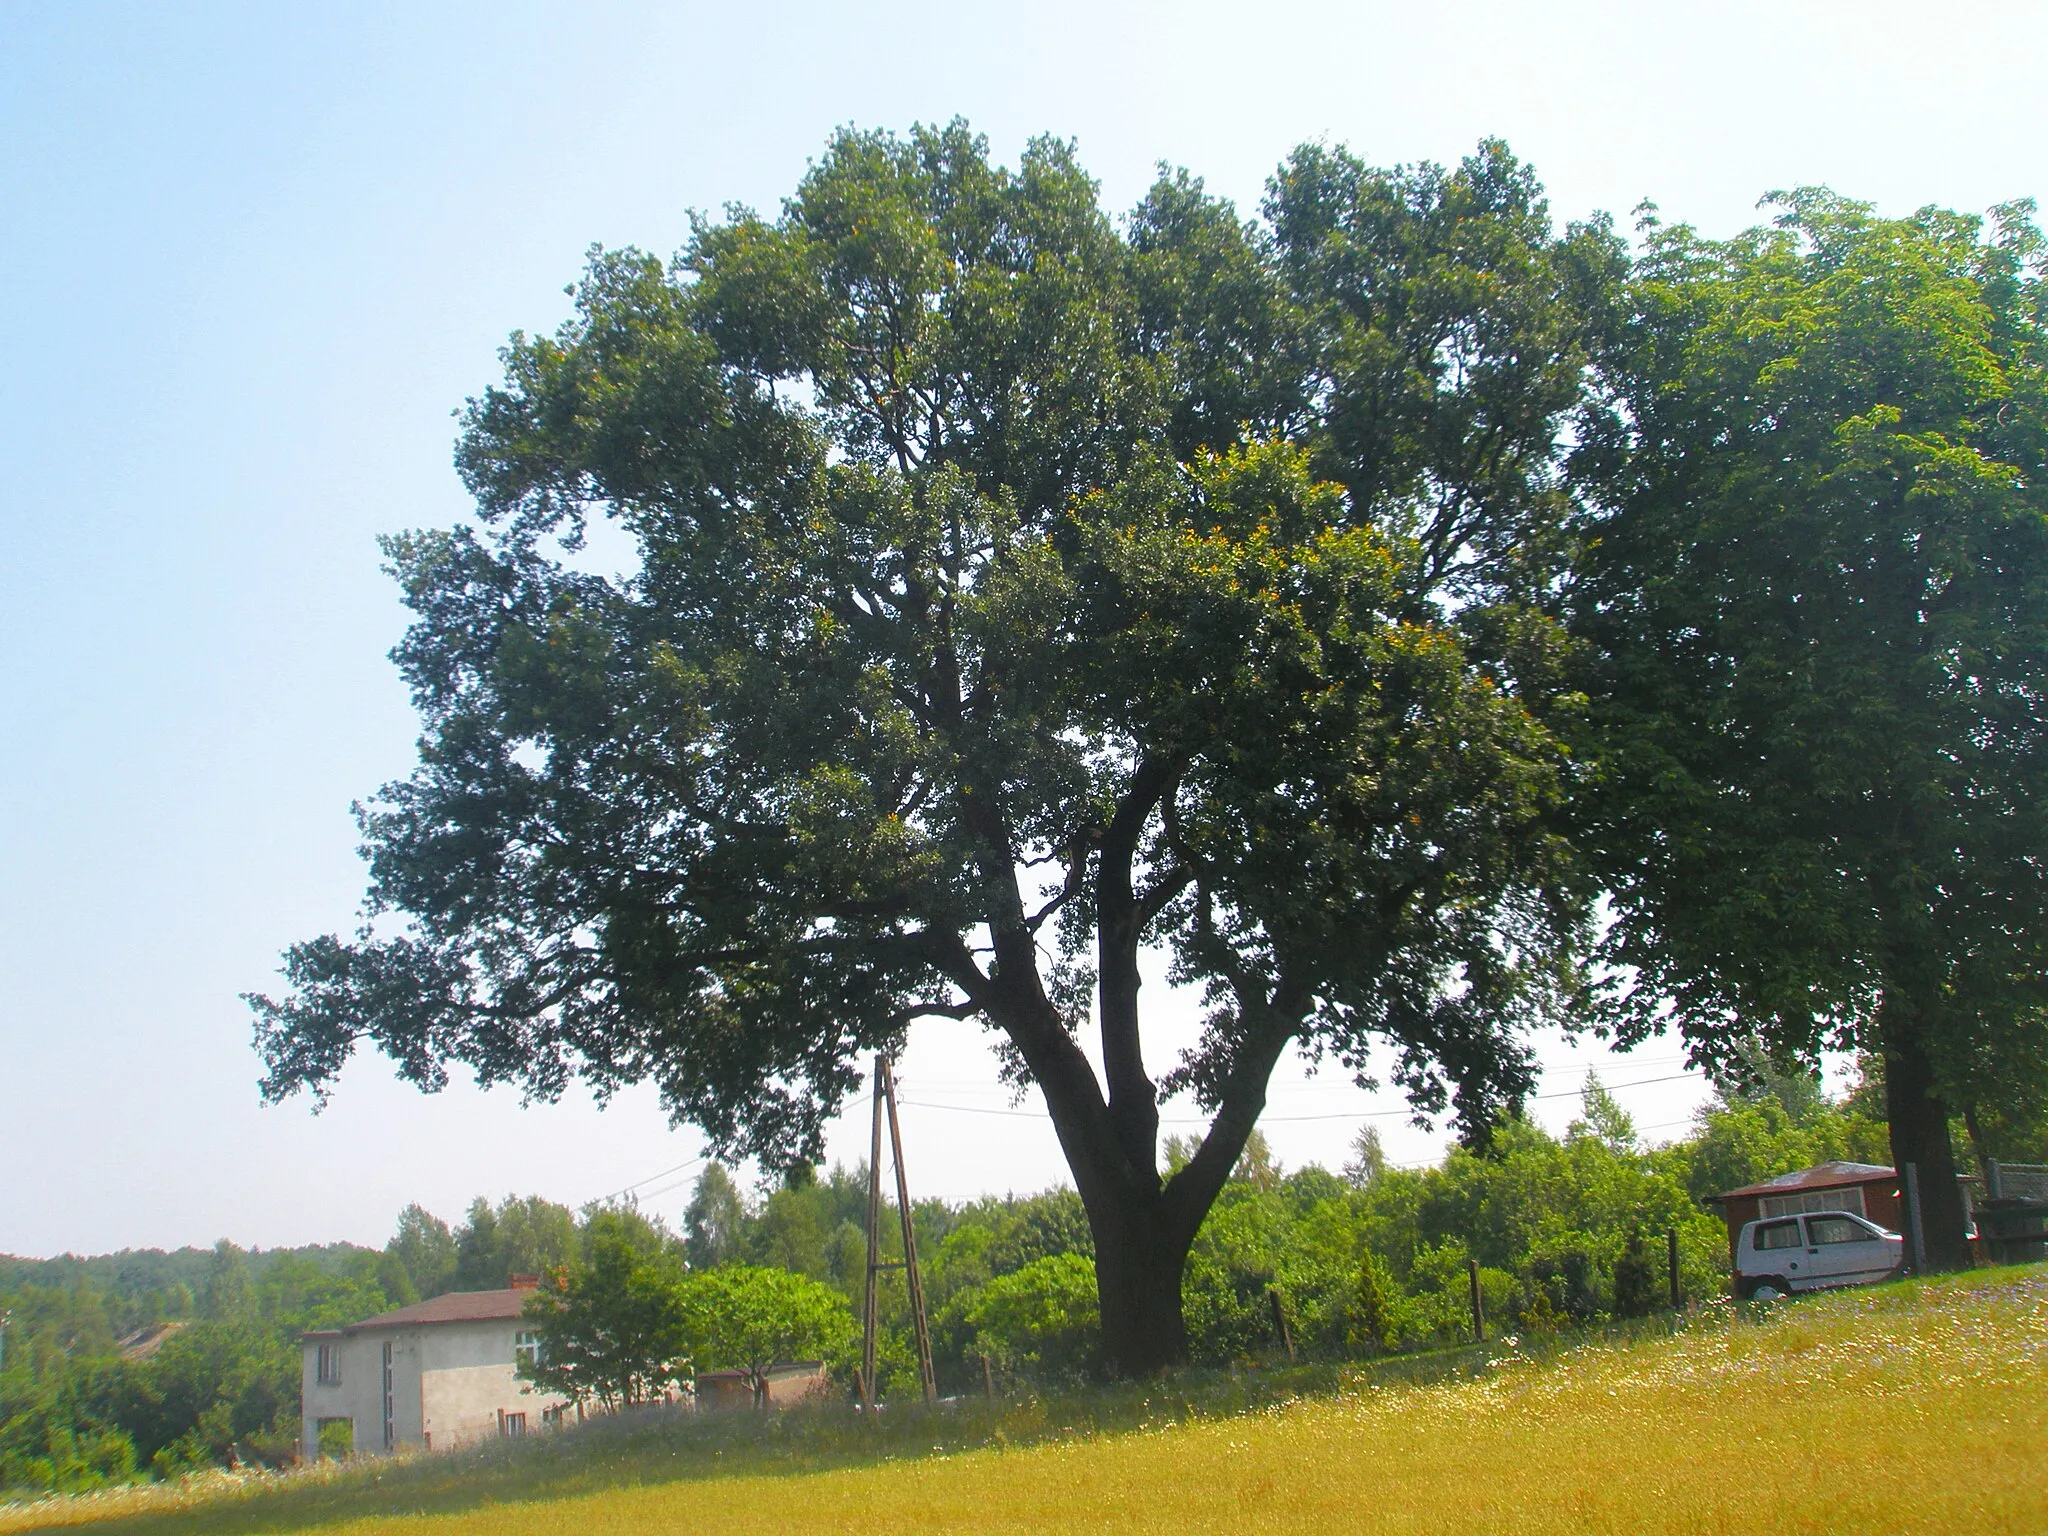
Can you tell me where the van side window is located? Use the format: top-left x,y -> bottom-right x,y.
1755,1219 -> 1802,1251
1805,1215 -> 1868,1245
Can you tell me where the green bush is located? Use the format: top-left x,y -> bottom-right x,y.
966,1255 -> 1099,1377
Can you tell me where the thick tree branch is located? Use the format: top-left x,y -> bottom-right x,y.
1095,756 -> 1182,1179
1159,983 -> 1306,1240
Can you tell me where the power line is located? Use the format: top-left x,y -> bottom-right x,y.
1531,1070 -> 1703,1101
629,1171 -> 708,1206
899,1068 -> 1705,1127
900,1053 -> 1695,1095
589,1154 -> 706,1207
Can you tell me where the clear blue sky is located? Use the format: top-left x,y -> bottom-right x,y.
3,1 -> 2042,1259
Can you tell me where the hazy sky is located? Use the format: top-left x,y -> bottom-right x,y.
4,1 -> 2043,1260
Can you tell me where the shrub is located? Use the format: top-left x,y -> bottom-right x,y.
966,1255 -> 1099,1378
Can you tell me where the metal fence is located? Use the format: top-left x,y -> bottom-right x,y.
1987,1162 -> 2048,1203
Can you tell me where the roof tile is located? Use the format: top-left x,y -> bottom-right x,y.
344,1288 -> 539,1331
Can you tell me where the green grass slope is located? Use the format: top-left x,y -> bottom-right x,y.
8,1266 -> 2046,1536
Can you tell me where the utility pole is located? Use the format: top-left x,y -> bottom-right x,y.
860,1058 -> 885,1409
859,1054 -> 937,1410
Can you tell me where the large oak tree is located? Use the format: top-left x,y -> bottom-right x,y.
250,124 -> 1620,1372
1569,193 -> 2048,1268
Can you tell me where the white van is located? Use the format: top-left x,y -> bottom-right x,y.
1735,1211 -> 1904,1300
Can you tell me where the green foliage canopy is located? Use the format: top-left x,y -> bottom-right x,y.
248,121 -> 1622,1373
1569,192 -> 2048,1265
519,1210 -> 692,1410
962,1253 -> 1100,1376
680,1265 -> 856,1402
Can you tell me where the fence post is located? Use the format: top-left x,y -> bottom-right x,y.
1467,1257 -> 1485,1345
1986,1157 -> 2004,1201
1903,1162 -> 1928,1274
1267,1287 -> 1295,1363
1666,1227 -> 1681,1311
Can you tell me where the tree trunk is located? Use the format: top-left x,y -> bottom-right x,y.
1882,1020 -> 1973,1271
1963,1102 -> 1995,1185
1086,1189 -> 1194,1376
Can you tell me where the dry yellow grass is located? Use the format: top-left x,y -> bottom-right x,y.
10,1267 -> 2046,1535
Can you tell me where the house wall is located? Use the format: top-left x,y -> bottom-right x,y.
301,1336 -> 375,1461
418,1320 -> 571,1449
301,1319 -> 571,1460
300,1329 -> 417,1460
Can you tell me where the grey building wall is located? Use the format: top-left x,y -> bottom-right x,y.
300,1319 -> 571,1460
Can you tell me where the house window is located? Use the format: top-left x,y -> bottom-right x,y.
381,1341 -> 395,1451
1759,1188 -> 1867,1220
514,1330 -> 543,1370
316,1343 -> 342,1385
501,1412 -> 527,1437
541,1406 -> 565,1426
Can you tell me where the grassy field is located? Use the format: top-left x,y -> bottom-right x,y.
7,1266 -> 2045,1535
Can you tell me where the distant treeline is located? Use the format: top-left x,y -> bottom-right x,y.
10,1053 -> 1995,1499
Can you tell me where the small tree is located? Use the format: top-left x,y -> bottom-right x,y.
1610,1231 -> 1657,1318
1345,1248 -> 1402,1355
680,1265 -> 855,1407
965,1253 -> 1101,1378
1343,1126 -> 1387,1188
1568,1073 -> 1637,1156
386,1204 -> 456,1301
457,1195 -> 577,1290
199,1241 -> 254,1325
683,1164 -> 747,1271
518,1214 -> 692,1410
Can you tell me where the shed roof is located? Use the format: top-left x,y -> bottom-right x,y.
1709,1161 -> 1897,1203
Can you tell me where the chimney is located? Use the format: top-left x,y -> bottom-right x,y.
509,1273 -> 541,1291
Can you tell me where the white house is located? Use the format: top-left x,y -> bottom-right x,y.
299,1279 -> 574,1459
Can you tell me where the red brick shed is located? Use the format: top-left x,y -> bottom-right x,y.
1704,1161 -> 1903,1266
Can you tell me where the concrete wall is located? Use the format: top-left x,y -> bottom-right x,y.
301,1320 -> 572,1460
300,1330 -> 400,1461
418,1320 -> 571,1449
